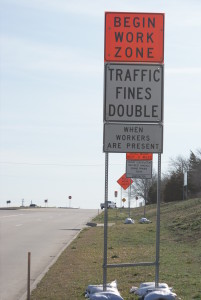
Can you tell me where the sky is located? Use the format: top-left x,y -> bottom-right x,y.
0,0 -> 201,209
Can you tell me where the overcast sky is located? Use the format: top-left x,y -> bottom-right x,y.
1,0 -> 201,209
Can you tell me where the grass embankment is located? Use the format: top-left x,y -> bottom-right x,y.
31,198 -> 201,300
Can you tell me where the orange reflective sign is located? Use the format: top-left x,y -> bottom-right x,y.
117,173 -> 133,190
105,12 -> 164,63
126,153 -> 153,160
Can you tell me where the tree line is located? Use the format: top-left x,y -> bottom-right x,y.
129,149 -> 201,204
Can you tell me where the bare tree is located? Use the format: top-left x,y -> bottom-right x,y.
168,155 -> 189,173
123,171 -> 157,204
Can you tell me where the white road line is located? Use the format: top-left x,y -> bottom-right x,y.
0,214 -> 24,219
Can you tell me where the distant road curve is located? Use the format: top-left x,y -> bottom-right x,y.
0,208 -> 98,300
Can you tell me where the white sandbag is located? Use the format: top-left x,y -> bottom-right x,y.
89,291 -> 123,300
85,280 -> 118,298
124,218 -> 134,224
86,286 -> 118,296
139,217 -> 151,224
144,289 -> 177,300
140,282 -> 169,289
135,284 -> 170,297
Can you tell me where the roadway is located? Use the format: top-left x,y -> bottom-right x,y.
0,208 -> 98,300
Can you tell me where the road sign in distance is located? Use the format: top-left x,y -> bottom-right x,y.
105,12 -> 165,63
126,153 -> 153,160
117,173 -> 133,190
103,123 -> 163,153
126,160 -> 152,179
104,63 -> 163,123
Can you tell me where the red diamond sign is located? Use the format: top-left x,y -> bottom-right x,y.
117,173 -> 133,190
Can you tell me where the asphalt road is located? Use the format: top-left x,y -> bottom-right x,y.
0,208 -> 98,300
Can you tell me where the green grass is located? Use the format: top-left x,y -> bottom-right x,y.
31,198 -> 201,300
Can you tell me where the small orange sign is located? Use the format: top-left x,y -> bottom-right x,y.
117,173 -> 133,190
105,12 -> 164,63
126,153 -> 153,161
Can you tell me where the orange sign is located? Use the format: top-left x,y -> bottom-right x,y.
117,173 -> 133,190
126,153 -> 153,160
105,12 -> 164,63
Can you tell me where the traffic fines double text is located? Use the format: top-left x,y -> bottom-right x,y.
104,63 -> 163,123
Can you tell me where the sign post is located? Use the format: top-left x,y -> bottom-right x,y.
103,11 -> 164,290
103,153 -> 109,290
155,153 -> 161,287
183,172 -> 188,200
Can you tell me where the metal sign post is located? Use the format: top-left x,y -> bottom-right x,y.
155,153 -> 161,287
120,187 -> 122,208
183,172 -> 188,200
144,179 -> 147,218
27,252 -> 31,300
103,153 -> 109,290
128,178 -> 131,217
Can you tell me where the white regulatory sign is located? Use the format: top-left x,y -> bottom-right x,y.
104,63 -> 163,123
126,160 -> 152,179
103,123 -> 163,153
